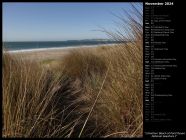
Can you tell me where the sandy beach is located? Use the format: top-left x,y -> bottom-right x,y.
5,44 -> 116,62
9,47 -> 76,62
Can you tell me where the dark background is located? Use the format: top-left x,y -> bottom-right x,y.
144,0 -> 186,138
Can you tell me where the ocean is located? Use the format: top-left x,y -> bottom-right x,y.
3,39 -> 118,53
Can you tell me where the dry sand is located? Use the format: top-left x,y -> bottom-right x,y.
6,44 -> 116,62
10,47 -> 74,62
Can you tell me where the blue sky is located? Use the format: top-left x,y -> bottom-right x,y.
3,3 -> 142,41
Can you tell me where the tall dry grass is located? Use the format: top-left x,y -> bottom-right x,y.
55,3 -> 143,137
2,53 -> 84,138
2,4 -> 143,138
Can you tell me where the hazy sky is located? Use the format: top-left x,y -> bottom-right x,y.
3,3 -> 142,41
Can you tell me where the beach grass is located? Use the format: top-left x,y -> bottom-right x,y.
2,4 -> 143,138
41,59 -> 55,64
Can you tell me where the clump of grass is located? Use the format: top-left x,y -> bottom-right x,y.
2,53 -> 83,138
62,43 -> 143,137
61,48 -> 107,81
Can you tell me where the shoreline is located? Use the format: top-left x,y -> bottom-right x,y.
4,43 -> 117,54
5,43 -> 117,62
